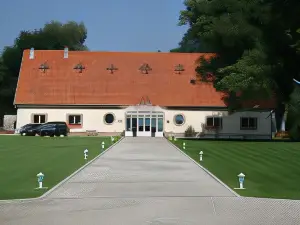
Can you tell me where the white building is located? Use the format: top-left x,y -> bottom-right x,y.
14,48 -> 275,139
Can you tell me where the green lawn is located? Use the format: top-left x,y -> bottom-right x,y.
0,135 -> 113,200
172,139 -> 300,200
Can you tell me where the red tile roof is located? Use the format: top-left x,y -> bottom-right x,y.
14,50 -> 227,107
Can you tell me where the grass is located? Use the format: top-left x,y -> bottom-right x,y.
0,135 -> 113,200
172,139 -> 300,200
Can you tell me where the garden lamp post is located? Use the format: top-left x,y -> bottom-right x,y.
234,173 -> 246,189
84,149 -> 88,160
199,151 -> 203,161
36,172 -> 45,189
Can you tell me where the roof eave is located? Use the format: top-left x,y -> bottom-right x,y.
13,51 -> 25,105
14,103 -> 131,109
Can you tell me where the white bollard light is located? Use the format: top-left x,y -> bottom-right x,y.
35,172 -> 48,190
84,149 -> 88,160
174,137 -> 177,141
111,136 -> 114,143
199,151 -> 203,161
183,142 -> 186,150
102,141 -> 105,150
234,173 -> 246,189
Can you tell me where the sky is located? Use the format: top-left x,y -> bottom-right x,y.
0,0 -> 188,52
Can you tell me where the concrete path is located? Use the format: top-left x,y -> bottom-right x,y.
1,137 -> 300,225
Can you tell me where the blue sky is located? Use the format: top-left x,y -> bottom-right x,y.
0,0 -> 188,52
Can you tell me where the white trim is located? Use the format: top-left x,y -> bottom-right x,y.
206,116 -> 223,129
68,114 -> 82,125
104,113 -> 115,125
240,117 -> 258,130
174,114 -> 185,126
32,114 -> 47,123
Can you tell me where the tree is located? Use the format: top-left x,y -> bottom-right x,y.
0,21 -> 88,118
170,28 -> 214,53
176,0 -> 300,135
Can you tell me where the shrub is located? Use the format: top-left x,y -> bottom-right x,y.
184,125 -> 196,137
120,130 -> 125,137
275,131 -> 290,138
116,136 -> 124,142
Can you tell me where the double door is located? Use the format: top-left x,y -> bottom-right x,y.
126,114 -> 164,137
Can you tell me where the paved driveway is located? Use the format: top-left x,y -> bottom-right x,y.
0,137 -> 299,225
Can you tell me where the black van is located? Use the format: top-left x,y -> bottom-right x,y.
19,123 -> 41,136
26,121 -> 69,137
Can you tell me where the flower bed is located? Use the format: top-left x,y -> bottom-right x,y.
0,130 -> 15,134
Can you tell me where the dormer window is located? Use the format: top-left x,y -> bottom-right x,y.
39,63 -> 49,73
106,64 -> 118,74
174,64 -> 185,74
139,63 -> 152,74
190,78 -> 196,84
73,63 -> 85,73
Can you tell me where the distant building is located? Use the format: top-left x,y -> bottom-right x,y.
14,48 -> 274,139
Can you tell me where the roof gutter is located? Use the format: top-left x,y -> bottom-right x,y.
14,104 -> 131,109
15,104 -> 131,106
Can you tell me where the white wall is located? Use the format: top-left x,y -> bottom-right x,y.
164,109 -> 272,137
16,108 -> 126,133
16,107 -> 272,137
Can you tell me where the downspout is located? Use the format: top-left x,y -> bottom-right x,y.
275,102 -> 286,132
280,103 -> 288,131
270,110 -> 273,140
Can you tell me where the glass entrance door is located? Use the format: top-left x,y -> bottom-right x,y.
137,114 -> 152,137
125,110 -> 164,137
138,116 -> 144,132
151,117 -> 156,137
132,117 -> 137,137
145,117 -> 150,131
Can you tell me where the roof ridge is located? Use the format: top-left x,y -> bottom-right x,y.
22,49 -> 215,54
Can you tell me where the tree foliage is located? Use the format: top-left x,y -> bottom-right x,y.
175,0 -> 300,137
0,21 -> 88,116
170,28 -> 214,53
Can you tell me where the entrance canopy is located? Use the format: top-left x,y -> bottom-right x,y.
125,105 -> 164,113
125,105 -> 164,137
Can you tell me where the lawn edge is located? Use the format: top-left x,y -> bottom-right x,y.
167,139 -> 240,197
0,137 -> 124,203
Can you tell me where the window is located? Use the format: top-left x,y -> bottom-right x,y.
104,113 -> 115,124
145,117 -> 150,131
240,117 -> 257,130
206,117 -> 222,128
126,116 -> 131,131
174,114 -> 185,125
33,114 -> 46,123
39,124 -> 55,129
158,118 -> 163,131
68,115 -> 82,125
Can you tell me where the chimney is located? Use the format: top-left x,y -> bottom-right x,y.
64,46 -> 68,58
29,48 -> 34,59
